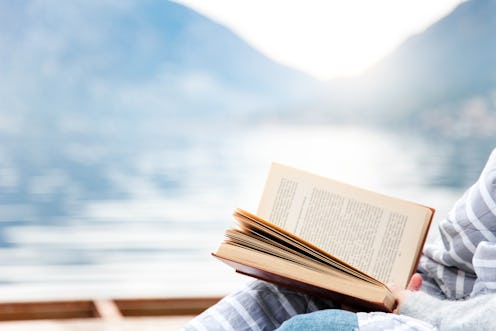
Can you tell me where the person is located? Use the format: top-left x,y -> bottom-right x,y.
182,147 -> 496,331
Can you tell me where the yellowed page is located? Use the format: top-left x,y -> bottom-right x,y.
215,243 -> 389,302
256,163 -> 433,286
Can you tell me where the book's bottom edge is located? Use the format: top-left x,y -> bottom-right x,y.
214,253 -> 393,313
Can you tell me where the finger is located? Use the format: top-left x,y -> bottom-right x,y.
407,273 -> 423,291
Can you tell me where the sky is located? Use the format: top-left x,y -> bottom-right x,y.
175,0 -> 465,80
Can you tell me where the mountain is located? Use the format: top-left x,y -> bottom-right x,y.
1,0 -> 493,224
0,0 -> 319,125
311,0 -> 496,136
0,0 -> 321,223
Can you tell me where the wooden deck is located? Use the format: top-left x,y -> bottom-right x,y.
0,297 -> 220,330
0,316 -> 194,330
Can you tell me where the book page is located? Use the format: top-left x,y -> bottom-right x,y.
257,163 -> 433,286
232,210 -> 383,285
213,243 -> 395,312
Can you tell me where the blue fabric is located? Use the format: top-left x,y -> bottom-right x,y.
275,309 -> 358,331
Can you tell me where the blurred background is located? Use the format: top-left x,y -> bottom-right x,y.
0,0 -> 495,300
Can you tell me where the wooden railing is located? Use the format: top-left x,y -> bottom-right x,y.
0,297 -> 221,322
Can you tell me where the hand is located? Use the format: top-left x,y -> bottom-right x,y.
389,273 -> 422,313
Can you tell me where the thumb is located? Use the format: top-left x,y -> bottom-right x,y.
388,283 -> 402,292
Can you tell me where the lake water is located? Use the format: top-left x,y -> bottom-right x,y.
0,123 -> 493,300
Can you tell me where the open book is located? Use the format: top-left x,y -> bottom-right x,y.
213,163 -> 434,312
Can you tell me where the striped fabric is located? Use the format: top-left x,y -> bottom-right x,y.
182,280 -> 336,331
418,148 -> 496,299
182,147 -> 496,330
468,241 -> 496,295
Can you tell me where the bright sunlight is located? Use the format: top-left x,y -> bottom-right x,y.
175,0 -> 465,80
